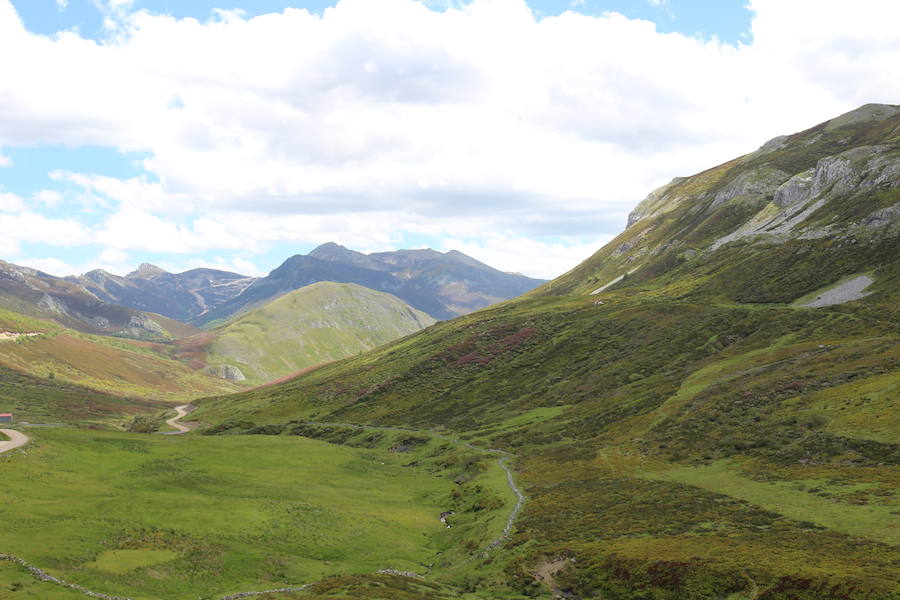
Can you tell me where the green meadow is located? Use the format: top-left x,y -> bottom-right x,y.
0,427 -> 511,600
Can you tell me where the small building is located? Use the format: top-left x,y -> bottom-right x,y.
0,413 -> 12,424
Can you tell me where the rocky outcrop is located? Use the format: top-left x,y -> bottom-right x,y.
626,177 -> 687,228
710,166 -> 790,210
125,313 -> 166,336
206,364 -> 247,382
711,145 -> 900,251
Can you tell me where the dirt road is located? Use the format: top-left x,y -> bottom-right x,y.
163,405 -> 196,434
0,429 -> 30,454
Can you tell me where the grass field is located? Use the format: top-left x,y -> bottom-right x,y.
640,460 -> 899,544
0,427 -> 512,600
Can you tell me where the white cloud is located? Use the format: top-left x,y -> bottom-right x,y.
0,192 -> 23,212
32,189 -> 64,207
0,212 -> 91,246
440,235 -> 615,280
0,0 -> 898,278
182,256 -> 265,277
56,0 -> 68,10
16,257 -> 73,274
0,152 -> 11,167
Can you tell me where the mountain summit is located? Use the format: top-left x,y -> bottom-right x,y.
126,263 -> 168,279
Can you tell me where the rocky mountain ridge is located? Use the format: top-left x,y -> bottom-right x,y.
69,265 -> 256,323
0,259 -> 193,340
541,102 -> 900,300
194,244 -> 545,324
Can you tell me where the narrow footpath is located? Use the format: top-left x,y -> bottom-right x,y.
162,404 -> 196,434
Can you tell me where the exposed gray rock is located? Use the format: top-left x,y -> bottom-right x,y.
712,145 -> 900,251
710,167 -> 791,210
757,134 -> 790,154
627,177 -> 687,228
799,275 -> 874,307
90,316 -> 111,329
862,202 -> 900,228
773,168 -> 815,209
206,364 -> 247,382
126,313 -> 166,335
37,294 -> 69,317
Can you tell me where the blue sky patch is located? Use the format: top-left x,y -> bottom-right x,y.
12,0 -> 753,44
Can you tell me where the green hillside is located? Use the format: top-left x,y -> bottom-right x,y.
0,308 -> 238,403
204,282 -> 436,384
0,426 -> 508,599
192,105 -> 900,599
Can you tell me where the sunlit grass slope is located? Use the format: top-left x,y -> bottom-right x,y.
0,308 -> 237,401
205,282 -> 435,384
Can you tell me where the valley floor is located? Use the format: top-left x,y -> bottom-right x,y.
0,425 -> 516,600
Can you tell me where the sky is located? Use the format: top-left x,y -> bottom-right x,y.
0,0 -> 898,280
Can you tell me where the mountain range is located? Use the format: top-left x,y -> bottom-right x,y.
193,103 -> 900,599
57,244 -> 545,327
0,245 -> 541,390
0,259 -> 197,341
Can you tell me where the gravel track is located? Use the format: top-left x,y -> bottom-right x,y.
0,429 -> 29,454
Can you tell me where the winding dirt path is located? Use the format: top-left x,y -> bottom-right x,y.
0,429 -> 30,454
162,404 -> 196,434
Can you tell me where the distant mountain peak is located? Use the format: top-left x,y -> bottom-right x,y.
308,242 -> 388,271
825,103 -> 899,131
127,263 -> 168,279
310,241 -> 348,253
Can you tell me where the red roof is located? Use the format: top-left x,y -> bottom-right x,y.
0,413 -> 12,417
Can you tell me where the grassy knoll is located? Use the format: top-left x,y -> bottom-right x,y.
205,282 -> 435,384
0,426 -> 512,600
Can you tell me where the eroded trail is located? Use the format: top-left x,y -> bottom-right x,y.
163,404 -> 196,434
0,429 -> 29,454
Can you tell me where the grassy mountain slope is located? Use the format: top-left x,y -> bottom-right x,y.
0,308 -> 237,401
203,282 -> 436,384
539,103 -> 900,302
193,105 -> 900,599
0,363 -> 166,425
